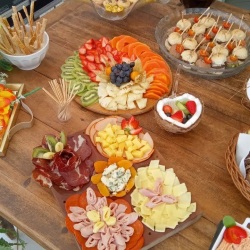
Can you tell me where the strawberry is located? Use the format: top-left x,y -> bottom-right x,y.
79,47 -> 86,55
121,116 -> 142,135
100,37 -> 109,47
171,110 -> 183,123
186,101 -> 196,115
86,55 -> 95,62
84,43 -> 93,50
163,105 -> 172,115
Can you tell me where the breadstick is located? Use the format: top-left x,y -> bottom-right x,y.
18,12 -> 26,33
12,33 -> 31,54
30,1 -> 35,27
23,5 -> 33,35
39,18 -> 47,43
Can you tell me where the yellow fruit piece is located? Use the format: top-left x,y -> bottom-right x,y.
125,151 -> 134,161
91,173 -> 102,184
130,71 -> 140,81
97,182 -> 110,197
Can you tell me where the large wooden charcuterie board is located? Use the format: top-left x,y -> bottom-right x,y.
51,132 -> 202,250
74,97 -> 157,116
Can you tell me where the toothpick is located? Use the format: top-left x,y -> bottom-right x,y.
239,14 -> 244,29
198,7 -> 210,20
42,88 -> 59,104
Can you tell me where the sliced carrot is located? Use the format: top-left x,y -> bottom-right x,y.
109,35 -> 126,49
94,161 -> 108,173
126,220 -> 144,249
65,194 -> 80,213
116,36 -> 138,51
117,159 -> 133,169
143,91 -> 162,100
108,156 -> 125,165
65,216 -> 75,233
128,236 -> 144,250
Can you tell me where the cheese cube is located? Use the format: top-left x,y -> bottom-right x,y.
118,142 -> 125,151
132,138 -> 141,149
125,151 -> 134,161
95,136 -> 102,143
136,98 -> 147,110
106,136 -> 115,144
125,140 -> 133,149
132,150 -> 143,158
112,124 -> 121,132
103,147 -> 115,157
116,150 -> 123,157
116,135 -> 127,143
116,129 -> 125,135
101,140 -> 109,148
109,142 -> 119,150
127,135 -> 135,141
140,144 -> 151,153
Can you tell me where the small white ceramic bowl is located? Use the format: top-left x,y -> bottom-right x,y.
0,31 -> 49,70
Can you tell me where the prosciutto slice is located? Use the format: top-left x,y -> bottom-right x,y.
32,132 -> 93,191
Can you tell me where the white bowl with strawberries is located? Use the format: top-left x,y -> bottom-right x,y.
155,93 -> 203,133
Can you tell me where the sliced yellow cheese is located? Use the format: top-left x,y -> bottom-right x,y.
172,183 -> 187,197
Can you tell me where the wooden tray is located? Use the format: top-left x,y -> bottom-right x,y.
51,133 -> 202,250
0,83 -> 24,156
75,97 -> 156,116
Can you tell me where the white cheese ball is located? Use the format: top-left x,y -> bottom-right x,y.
215,30 -> 231,43
182,37 -> 198,50
233,46 -> 248,60
199,16 -> 216,28
231,29 -> 246,41
211,53 -> 227,67
176,19 -> 191,31
167,32 -> 182,45
181,50 -> 198,64
192,23 -> 206,36
212,44 -> 229,56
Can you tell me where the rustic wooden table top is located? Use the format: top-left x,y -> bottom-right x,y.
1,0 -> 250,249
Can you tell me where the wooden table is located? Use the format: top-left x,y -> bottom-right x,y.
1,0 -> 250,249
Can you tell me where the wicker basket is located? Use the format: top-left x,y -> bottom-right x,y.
225,133 -> 250,202
154,100 -> 204,134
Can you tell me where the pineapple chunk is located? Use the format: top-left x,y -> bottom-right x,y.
95,136 -> 102,143
105,127 -> 114,137
109,142 -> 119,150
106,136 -> 115,144
128,135 -> 135,140
132,138 -> 141,149
116,150 -> 123,157
98,130 -> 108,139
125,140 -> 133,149
118,142 -> 125,151
101,140 -> 110,148
116,129 -> 125,135
112,124 -> 121,132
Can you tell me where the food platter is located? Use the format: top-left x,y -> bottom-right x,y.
51,133 -> 202,250
0,83 -> 24,156
60,36 -> 172,116
155,8 -> 250,79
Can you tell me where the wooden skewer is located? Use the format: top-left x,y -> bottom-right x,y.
198,7 -> 210,20
239,15 -> 244,29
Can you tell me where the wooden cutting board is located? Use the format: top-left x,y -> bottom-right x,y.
74,97 -> 157,116
51,134 -> 202,250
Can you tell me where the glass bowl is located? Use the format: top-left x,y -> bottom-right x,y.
155,8 -> 250,79
90,0 -> 169,21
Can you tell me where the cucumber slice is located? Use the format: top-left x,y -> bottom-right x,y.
223,216 -> 236,228
80,90 -> 99,107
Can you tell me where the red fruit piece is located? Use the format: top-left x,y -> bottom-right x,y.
121,116 -> 142,135
186,101 -> 196,115
163,105 -> 172,115
171,110 -> 183,123
79,47 -> 86,55
223,226 -> 247,244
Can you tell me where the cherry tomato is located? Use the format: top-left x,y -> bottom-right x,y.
194,16 -> 199,23
239,40 -> 246,47
223,21 -> 231,29
204,33 -> 211,40
227,42 -> 236,51
199,50 -> 209,57
223,226 -> 247,244
188,29 -> 195,36
175,44 -> 184,54
204,57 -> 212,64
229,55 -> 238,62
208,42 -> 215,48
174,27 -> 181,33
212,26 -> 219,34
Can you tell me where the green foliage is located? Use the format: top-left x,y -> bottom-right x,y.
0,228 -> 26,249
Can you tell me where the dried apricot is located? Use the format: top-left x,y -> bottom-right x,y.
94,161 -> 108,173
117,159 -> 132,169
91,173 -> 102,184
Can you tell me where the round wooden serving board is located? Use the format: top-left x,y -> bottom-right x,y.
74,97 -> 157,116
